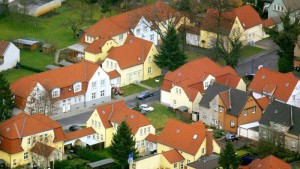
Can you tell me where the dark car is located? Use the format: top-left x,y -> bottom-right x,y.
69,125 -> 82,132
136,91 -> 153,100
225,133 -> 240,141
241,154 -> 258,165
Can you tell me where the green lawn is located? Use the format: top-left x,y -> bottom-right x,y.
3,69 -> 36,83
120,84 -> 147,97
146,103 -> 191,133
20,50 -> 57,70
236,150 -> 249,157
140,76 -> 164,88
240,46 -> 265,59
185,50 -> 205,61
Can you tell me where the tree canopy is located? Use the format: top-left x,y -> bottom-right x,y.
154,25 -> 187,71
0,72 -> 15,121
264,10 -> 300,73
219,142 -> 240,169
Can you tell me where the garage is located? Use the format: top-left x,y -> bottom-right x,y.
238,122 -> 259,141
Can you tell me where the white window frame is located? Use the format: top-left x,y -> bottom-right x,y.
119,34 -> 123,40
292,141 -> 296,148
148,67 -> 152,74
74,82 -> 82,93
148,56 -> 152,63
92,92 -> 96,99
100,90 -> 105,97
13,159 -> 17,165
101,79 -> 105,86
24,152 -> 28,160
219,107 -> 223,112
92,82 -> 97,88
230,121 -> 235,127
45,134 -> 48,142
52,88 -> 60,98
244,109 -> 248,116
143,26 -> 147,32
150,34 -> 155,41
27,138 -> 31,145
252,107 -> 256,113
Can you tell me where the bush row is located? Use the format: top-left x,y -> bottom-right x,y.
17,62 -> 44,73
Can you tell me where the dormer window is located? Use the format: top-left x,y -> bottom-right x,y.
85,35 -> 94,43
74,82 -> 82,93
52,88 -> 60,98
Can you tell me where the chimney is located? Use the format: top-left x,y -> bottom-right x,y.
206,129 -> 213,156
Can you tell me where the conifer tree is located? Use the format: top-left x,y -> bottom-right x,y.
0,72 -> 15,121
219,142 -> 240,169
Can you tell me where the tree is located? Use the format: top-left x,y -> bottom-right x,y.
100,0 -> 112,15
0,73 -> 15,121
219,142 -> 240,169
154,25 -> 187,71
178,0 -> 192,14
218,35 -> 243,68
86,0 -> 97,22
109,121 -> 138,169
264,10 -> 300,73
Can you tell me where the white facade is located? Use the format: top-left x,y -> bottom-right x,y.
186,33 -> 200,46
0,42 -> 20,72
64,134 -> 99,147
243,25 -> 267,45
238,122 -> 259,141
160,90 -> 171,106
132,17 -> 158,45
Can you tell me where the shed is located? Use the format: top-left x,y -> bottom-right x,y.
42,44 -> 53,53
87,158 -> 115,169
46,65 -> 60,70
59,61 -> 73,67
13,39 -> 39,51
238,122 -> 259,141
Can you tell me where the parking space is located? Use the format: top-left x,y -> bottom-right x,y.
216,137 -> 256,149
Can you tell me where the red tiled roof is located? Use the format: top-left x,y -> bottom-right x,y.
233,5 -> 262,29
263,18 -> 275,28
243,155 -> 291,169
248,67 -> 298,102
162,149 -> 185,164
256,97 -> 270,110
10,61 -> 100,100
107,70 -> 121,79
157,119 -> 207,156
31,142 -> 56,158
107,35 -> 153,69
85,37 -> 112,54
65,127 -> 96,141
161,57 -> 241,101
145,133 -> 158,143
0,40 -> 10,56
219,90 -> 231,109
95,101 -> 152,134
0,113 -> 65,154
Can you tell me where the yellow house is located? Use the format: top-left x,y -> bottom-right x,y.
0,113 -> 65,168
160,57 -> 246,121
86,101 -> 156,154
131,119 -> 221,169
102,35 -> 161,87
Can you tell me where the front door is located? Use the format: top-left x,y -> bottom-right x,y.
62,104 -> 66,112
67,103 -> 71,111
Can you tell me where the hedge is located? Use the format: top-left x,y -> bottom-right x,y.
77,147 -> 106,162
17,62 -> 44,73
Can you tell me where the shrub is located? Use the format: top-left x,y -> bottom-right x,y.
77,147 -> 106,162
17,62 -> 44,73
54,159 -> 86,169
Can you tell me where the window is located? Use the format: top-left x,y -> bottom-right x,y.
180,161 -> 184,169
24,152 -> 28,160
92,82 -> 97,88
13,159 -> 16,165
230,121 -> 235,127
148,67 -> 152,74
292,141 -> 296,148
148,56 -> 152,63
252,107 -> 256,113
52,89 -> 60,98
144,128 -> 146,134
142,140 -> 145,146
244,109 -> 248,116
219,107 -> 223,112
143,26 -> 147,32
98,122 -> 101,128
187,160 -> 191,164
114,63 -> 117,69
45,134 -> 48,142
174,163 -> 177,168
101,90 -> 105,97
148,127 -> 150,133
119,34 -> 123,40
40,135 -> 43,142
140,129 -> 143,136
74,82 -> 82,93
202,148 -> 205,154
101,134 -> 103,141
136,29 -> 141,34
150,34 -> 155,41
27,138 -> 30,145
173,100 -> 177,105
274,123 -> 278,130
106,61 -> 109,67
92,120 -> 94,126
137,141 -> 140,148
101,79 -> 105,86
281,127 -> 285,132
97,134 -> 100,140
214,105 -> 218,111
110,62 -> 113,68
92,92 -> 96,99
205,81 -> 209,88
293,95 -> 296,100
215,120 -> 218,125
33,137 -> 36,144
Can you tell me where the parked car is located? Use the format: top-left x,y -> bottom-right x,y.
69,125 -> 82,132
241,153 -> 258,165
245,74 -> 255,80
132,107 -> 148,114
112,87 -> 124,95
139,104 -> 154,112
136,91 -> 153,100
225,133 -> 240,141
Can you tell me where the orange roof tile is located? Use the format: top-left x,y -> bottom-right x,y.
31,142 -> 56,158
245,155 -> 291,169
233,5 -> 262,29
107,35 -> 153,69
256,97 -> 270,110
10,61 -> 100,100
157,119 -> 207,156
65,127 -> 96,141
145,133 -> 158,143
219,90 -> 231,109
162,149 -> 185,164
263,18 -> 275,28
161,57 -> 241,101
248,67 -> 298,102
0,40 -> 10,56
85,37 -> 112,54
107,70 -> 121,79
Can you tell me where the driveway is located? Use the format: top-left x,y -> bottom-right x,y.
216,137 -> 256,149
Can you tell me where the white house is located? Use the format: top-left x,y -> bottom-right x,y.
10,61 -> 111,115
131,16 -> 158,45
0,40 -> 20,72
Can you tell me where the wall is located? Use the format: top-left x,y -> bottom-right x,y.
142,45 -> 161,80
243,24 -> 265,44
111,33 -> 128,46
134,125 -> 156,154
110,77 -> 121,87
192,92 -> 202,113
86,110 -> 106,143
160,90 -> 171,106
286,81 -> 300,108
0,42 -> 20,72
186,33 -> 200,46
132,17 -> 158,45
236,79 -> 247,91
237,96 -> 263,126
84,39 -> 117,62
170,86 -> 193,112
199,96 -> 219,127
130,154 -> 161,169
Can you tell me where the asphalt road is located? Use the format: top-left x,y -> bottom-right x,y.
235,51 -> 278,76
56,90 -> 160,128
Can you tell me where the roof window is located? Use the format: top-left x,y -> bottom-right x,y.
176,129 -> 180,133
193,134 -> 198,139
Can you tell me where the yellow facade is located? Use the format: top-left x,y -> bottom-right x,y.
84,39 -> 117,62
143,45 -> 161,80
111,33 -> 128,46
86,110 -> 108,144
133,125 -> 156,154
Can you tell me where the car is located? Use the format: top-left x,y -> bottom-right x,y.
139,104 -> 154,112
225,133 -> 240,141
112,87 -> 124,95
245,74 -> 255,80
136,91 -> 153,100
69,125 -> 82,132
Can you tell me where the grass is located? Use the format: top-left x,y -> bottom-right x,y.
240,46 -> 265,59
140,76 -> 164,88
3,69 -> 36,83
120,84 -> 147,97
185,50 -> 205,61
94,147 -> 112,159
236,150 -> 249,157
20,50 -> 57,70
146,103 -> 192,133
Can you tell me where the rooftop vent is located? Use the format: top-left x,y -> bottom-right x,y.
129,39 -> 133,43
138,57 -> 141,61
6,128 -> 10,132
193,134 -> 198,139
178,72 -> 182,76
262,75 -> 266,79
102,110 -> 105,114
286,83 -> 289,86
176,129 -> 180,133
130,114 -> 134,119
